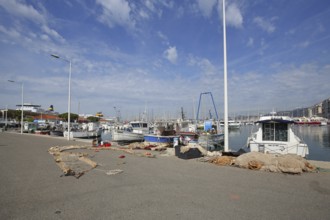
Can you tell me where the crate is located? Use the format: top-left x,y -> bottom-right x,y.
175,145 -> 202,160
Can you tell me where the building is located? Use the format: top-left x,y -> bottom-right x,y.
292,107 -> 311,118
311,103 -> 323,117
322,98 -> 330,119
33,114 -> 63,125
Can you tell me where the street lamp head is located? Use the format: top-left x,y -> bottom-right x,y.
8,80 -> 15,83
51,54 -> 60,59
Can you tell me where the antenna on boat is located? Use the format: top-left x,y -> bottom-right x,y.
223,0 -> 229,152
270,108 -> 276,117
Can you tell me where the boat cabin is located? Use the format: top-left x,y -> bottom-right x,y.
129,121 -> 149,134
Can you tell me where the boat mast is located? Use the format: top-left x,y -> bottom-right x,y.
223,0 -> 229,152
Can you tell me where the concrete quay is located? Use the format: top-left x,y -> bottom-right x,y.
0,132 -> 329,220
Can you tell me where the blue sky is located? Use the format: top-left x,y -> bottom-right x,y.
0,0 -> 330,120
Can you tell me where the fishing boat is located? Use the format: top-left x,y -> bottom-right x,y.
111,121 -> 149,142
64,129 -> 102,139
247,115 -> 309,157
194,92 -> 225,151
142,121 -> 177,144
64,123 -> 102,139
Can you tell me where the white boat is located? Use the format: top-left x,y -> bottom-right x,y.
64,129 -> 102,139
228,120 -> 241,129
320,121 -> 327,126
111,121 -> 149,142
247,115 -> 309,157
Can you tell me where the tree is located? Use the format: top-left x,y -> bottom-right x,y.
87,116 -> 99,122
58,113 -> 79,122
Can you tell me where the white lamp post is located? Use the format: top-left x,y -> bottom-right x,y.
5,105 -> 8,128
8,80 -> 24,134
222,0 -> 229,152
51,54 -> 72,141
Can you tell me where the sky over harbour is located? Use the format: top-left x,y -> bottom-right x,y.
0,0 -> 330,120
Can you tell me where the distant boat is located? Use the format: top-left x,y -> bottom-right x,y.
293,116 -> 328,126
247,115 -> 309,157
228,120 -> 241,129
64,129 -> 102,139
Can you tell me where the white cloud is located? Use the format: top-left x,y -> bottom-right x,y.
216,1 -> 243,28
139,10 -> 149,19
96,0 -> 135,29
197,0 -> 217,17
0,0 -> 45,24
0,25 -> 21,39
187,55 -> 217,77
253,16 -> 275,33
316,23 -> 325,33
258,38 -> 268,55
40,34 -> 49,41
286,29 -> 296,35
298,41 -> 310,48
157,31 -> 169,45
225,3 -> 243,28
199,58 -> 216,76
227,63 -> 330,112
246,37 -> 254,47
161,1 -> 174,9
142,0 -> 162,18
164,46 -> 178,64
0,0 -> 65,44
144,0 -> 156,12
41,25 -> 65,43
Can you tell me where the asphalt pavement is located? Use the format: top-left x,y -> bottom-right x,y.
0,132 -> 329,220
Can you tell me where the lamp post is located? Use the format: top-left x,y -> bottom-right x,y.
5,105 -> 8,129
222,0 -> 229,152
51,54 -> 72,141
8,80 -> 24,134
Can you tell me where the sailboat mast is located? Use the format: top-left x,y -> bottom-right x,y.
223,0 -> 229,152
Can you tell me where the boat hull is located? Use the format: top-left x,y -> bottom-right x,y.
248,141 -> 309,158
144,134 -> 176,143
112,130 -> 144,142
64,130 -> 101,139
198,133 -> 224,151
50,130 -> 64,136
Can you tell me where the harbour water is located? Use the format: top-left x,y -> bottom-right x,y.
101,125 -> 330,162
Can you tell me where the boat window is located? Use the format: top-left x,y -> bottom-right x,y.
262,124 -> 274,141
262,123 -> 288,141
275,124 -> 288,141
131,123 -> 139,128
142,123 -> 148,128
